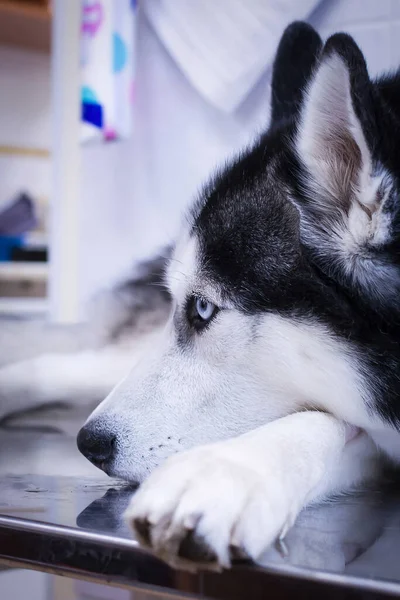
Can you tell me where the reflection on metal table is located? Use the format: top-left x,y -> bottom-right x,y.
1,475 -> 400,599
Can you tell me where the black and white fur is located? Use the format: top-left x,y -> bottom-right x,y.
3,22 -> 400,571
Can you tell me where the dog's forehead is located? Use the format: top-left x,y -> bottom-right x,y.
166,138 -> 301,309
166,234 -> 197,302
166,233 -> 224,306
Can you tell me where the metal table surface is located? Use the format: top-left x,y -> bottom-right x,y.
1,475 -> 400,599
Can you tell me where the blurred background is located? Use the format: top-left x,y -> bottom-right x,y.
1,0 -> 400,323
1,1 -> 400,598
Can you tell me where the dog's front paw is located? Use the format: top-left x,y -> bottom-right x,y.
125,444 -> 293,572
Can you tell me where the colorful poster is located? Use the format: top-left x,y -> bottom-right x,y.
80,0 -> 136,142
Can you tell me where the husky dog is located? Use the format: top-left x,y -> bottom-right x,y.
76,22 -> 400,570
2,21 -> 400,571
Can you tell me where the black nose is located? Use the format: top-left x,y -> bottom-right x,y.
77,425 -> 116,470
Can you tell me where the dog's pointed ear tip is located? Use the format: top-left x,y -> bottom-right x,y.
322,32 -> 368,68
282,21 -> 318,37
279,21 -> 322,46
324,31 -> 361,51
270,22 -> 323,125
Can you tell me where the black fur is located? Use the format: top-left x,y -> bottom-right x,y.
270,22 -> 322,125
190,23 -> 400,425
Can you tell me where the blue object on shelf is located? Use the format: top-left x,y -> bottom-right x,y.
0,235 -> 24,261
82,101 -> 103,129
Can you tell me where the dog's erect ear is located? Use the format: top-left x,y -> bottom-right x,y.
270,22 -> 322,126
294,34 -> 398,304
296,33 -> 377,217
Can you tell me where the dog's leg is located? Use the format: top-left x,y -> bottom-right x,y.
0,318 -> 101,368
0,347 -> 136,421
126,411 -> 379,571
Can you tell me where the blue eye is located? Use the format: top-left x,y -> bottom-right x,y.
186,296 -> 219,330
195,297 -> 216,321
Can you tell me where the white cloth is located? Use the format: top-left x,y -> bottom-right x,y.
144,0 -> 321,112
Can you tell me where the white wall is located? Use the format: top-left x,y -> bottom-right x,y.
0,45 -> 51,209
311,0 -> 400,73
77,8 -> 271,308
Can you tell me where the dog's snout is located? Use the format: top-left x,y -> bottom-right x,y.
77,425 -> 116,471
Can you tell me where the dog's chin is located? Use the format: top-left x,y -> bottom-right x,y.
101,462 -> 117,478
99,460 -> 151,486
85,457 -> 121,480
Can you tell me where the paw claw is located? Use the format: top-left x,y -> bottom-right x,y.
178,529 -> 218,564
133,517 -> 152,546
229,543 -> 249,561
126,445 -> 292,573
275,537 -> 289,558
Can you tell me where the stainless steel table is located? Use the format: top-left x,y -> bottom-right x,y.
1,475 -> 400,599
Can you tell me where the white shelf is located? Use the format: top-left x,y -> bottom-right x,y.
0,262 -> 48,280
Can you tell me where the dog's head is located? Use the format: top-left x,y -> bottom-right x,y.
78,23 -> 400,481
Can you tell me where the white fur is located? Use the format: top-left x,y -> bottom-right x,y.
298,54 -> 374,213
298,54 -> 372,205
167,234 -> 197,303
125,413 -> 378,570
2,48 -> 400,574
